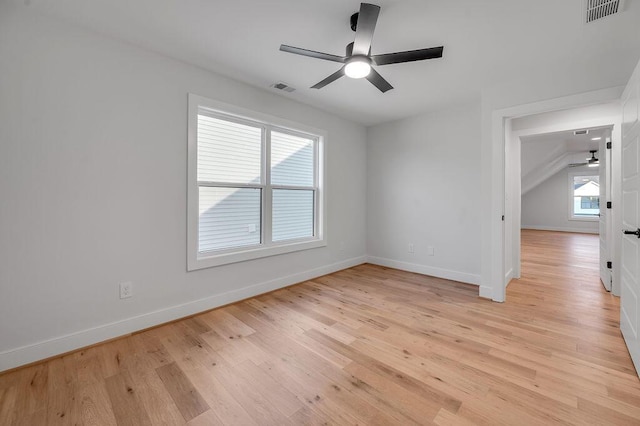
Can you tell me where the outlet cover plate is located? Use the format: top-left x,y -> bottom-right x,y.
119,281 -> 132,299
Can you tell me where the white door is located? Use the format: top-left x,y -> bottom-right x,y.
621,59 -> 640,374
599,136 -> 611,291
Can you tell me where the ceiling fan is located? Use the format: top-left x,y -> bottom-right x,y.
279,3 -> 444,93
569,150 -> 599,167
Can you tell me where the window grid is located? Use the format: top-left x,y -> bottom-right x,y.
196,110 -> 318,256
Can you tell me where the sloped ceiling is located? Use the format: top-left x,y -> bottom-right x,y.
521,127 -> 609,194
12,0 -> 640,125
521,128 -> 605,175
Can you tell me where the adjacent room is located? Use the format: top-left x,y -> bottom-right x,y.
1,0 -> 640,424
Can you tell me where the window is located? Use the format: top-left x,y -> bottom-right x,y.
187,94 -> 325,270
569,174 -> 600,220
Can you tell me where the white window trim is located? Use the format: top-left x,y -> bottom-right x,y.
568,170 -> 600,222
187,94 -> 327,271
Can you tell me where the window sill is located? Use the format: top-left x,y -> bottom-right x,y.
188,238 -> 326,271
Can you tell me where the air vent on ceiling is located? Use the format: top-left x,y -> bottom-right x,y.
574,129 -> 589,135
584,0 -> 624,23
271,82 -> 296,93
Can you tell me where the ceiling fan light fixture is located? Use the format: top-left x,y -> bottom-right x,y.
344,56 -> 371,79
280,3 -> 443,92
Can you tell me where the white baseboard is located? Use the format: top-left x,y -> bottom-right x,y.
366,256 -> 480,286
0,256 -> 366,373
479,286 -> 493,299
521,225 -> 598,234
505,268 -> 514,287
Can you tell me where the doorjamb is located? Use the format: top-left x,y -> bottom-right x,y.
488,86 -> 624,302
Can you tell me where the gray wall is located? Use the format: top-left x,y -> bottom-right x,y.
0,7 -> 368,370
366,103 -> 482,284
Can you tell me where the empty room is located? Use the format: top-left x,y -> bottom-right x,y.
2,0 -> 640,424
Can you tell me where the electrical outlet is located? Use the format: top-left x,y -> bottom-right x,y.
427,246 -> 435,256
119,281 -> 132,299
408,243 -> 414,254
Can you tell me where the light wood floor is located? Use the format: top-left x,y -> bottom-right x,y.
1,230 -> 639,425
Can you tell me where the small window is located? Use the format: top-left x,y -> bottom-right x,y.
187,94 -> 326,270
570,174 -> 600,220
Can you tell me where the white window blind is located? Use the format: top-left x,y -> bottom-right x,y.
198,187 -> 261,252
273,189 -> 314,242
197,114 -> 262,184
271,131 -> 314,187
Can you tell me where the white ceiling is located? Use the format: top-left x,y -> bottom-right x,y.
18,0 -> 640,125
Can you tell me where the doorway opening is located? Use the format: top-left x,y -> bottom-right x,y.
504,105 -> 620,299
487,86 -> 624,302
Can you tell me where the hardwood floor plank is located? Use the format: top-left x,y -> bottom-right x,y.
104,370 -> 153,426
12,407 -> 47,426
155,362 -> 209,422
200,309 -> 255,339
129,368 -> 186,425
344,361 -> 442,423
12,363 -> 48,418
0,386 -> 17,425
577,396 -> 640,425
203,358 -> 292,425
76,382 -> 118,426
182,365 -> 258,426
259,359 -> 362,425
45,356 -> 78,425
186,410 -> 224,426
130,332 -> 172,370
234,359 -> 303,417
433,407 -> 477,426
303,327 -> 463,414
287,405 -> 333,426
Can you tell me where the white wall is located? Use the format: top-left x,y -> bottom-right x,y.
0,6 -> 367,371
521,167 -> 600,234
366,103 -> 482,285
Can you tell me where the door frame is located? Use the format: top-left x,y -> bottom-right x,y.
487,86 -> 624,302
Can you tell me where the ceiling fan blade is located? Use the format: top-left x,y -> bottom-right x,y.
366,68 -> 393,93
569,163 -> 588,167
372,46 -> 444,66
352,3 -> 380,56
280,45 -> 346,63
311,67 -> 345,89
